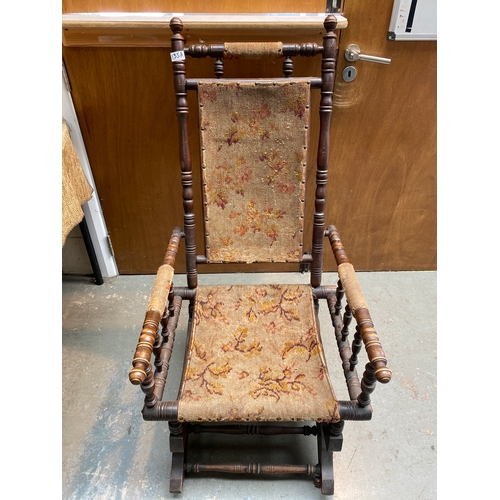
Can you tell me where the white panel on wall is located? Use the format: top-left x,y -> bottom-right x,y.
388,0 -> 437,41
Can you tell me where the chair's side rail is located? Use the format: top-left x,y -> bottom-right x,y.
326,294 -> 362,401
326,225 -> 392,400
152,294 -> 183,402
320,286 -> 377,420
129,228 -> 182,392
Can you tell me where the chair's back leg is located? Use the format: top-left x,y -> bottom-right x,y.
170,18 -> 198,289
311,15 -> 338,288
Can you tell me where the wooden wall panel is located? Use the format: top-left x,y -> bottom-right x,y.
62,1 -> 323,14
62,0 -> 436,274
323,1 -> 437,271
63,47 -> 182,273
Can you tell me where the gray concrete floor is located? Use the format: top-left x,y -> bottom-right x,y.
62,271 -> 437,499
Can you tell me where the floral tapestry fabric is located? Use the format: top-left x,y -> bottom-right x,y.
198,79 -> 311,263
177,285 -> 340,423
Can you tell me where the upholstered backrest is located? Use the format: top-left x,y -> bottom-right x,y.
198,79 -> 312,263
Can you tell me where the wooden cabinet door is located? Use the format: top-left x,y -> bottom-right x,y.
62,1 -> 436,273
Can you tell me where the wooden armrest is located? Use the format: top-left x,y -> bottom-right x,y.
326,225 -> 392,384
129,227 -> 182,386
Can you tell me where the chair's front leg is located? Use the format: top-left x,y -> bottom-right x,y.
169,421 -> 188,493
315,422 -> 334,495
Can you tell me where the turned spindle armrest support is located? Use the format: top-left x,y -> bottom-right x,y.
326,225 -> 392,384
129,227 -> 183,386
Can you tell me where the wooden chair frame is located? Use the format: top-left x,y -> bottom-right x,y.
129,15 -> 391,496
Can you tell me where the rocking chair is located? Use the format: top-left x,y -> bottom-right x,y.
129,15 -> 391,495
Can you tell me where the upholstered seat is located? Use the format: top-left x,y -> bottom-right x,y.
178,284 -> 339,423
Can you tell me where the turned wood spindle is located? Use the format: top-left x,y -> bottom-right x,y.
335,279 -> 344,316
185,462 -> 319,476
214,57 -> 224,78
155,295 -> 182,379
283,56 -> 293,77
358,362 -> 377,407
129,311 -> 162,386
349,324 -> 363,371
189,424 -> 318,436
167,286 -> 175,317
140,364 -> 158,408
153,326 -> 163,370
129,228 -> 181,386
153,298 -> 182,402
328,224 -> 392,384
326,293 -> 362,400
354,309 -> 392,384
341,303 -> 352,341
162,228 -> 182,267
327,225 -> 350,265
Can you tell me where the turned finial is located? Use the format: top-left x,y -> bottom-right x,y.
170,17 -> 184,35
324,14 -> 338,32
374,367 -> 393,384
129,368 -> 146,385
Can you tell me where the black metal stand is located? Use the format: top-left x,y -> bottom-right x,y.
79,217 -> 104,285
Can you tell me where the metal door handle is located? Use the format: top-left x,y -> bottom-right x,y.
344,44 -> 391,65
